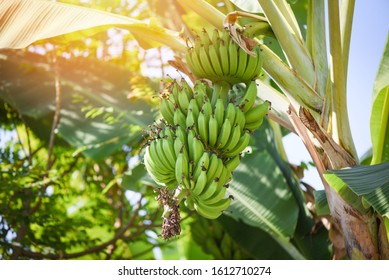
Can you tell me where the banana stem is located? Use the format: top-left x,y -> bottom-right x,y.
173,186 -> 189,205
161,187 -> 189,219
212,81 -> 231,107
306,0 -> 328,98
328,0 -> 357,159
340,0 -> 355,77
175,0 -> 225,30
268,119 -> 288,161
258,0 -> 315,86
257,42 -> 323,117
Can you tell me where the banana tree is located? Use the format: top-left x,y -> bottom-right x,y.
1,0 -> 388,259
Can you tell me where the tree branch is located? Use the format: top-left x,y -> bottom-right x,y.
10,196 -> 160,259
47,51 -> 62,171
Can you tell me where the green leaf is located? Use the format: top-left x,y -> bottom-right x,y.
314,190 -> 330,216
225,145 -> 307,259
0,0 -> 186,52
371,33 -> 389,164
121,164 -> 148,193
256,121 -> 314,236
229,0 -> 263,13
360,148 -> 373,166
227,151 -> 298,237
219,215 -> 293,259
291,225 -> 332,260
325,162 -> 389,217
0,50 -> 155,161
323,171 -> 366,214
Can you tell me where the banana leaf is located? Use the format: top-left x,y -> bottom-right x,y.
0,50 -> 155,161
371,34 -> 389,164
325,162 -> 389,217
0,0 -> 186,52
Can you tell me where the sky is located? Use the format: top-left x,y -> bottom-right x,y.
283,0 -> 389,189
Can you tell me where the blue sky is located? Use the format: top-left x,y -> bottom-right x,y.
283,0 -> 389,189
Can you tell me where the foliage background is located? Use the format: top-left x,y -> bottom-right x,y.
0,0 -> 388,260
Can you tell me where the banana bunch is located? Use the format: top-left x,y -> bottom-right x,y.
144,124 -> 178,189
186,28 -> 263,84
144,79 -> 269,222
191,216 -> 251,259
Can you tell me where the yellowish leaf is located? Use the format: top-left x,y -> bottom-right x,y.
0,0 -> 186,52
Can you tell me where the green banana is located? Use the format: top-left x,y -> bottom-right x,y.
241,47 -> 260,82
225,155 -> 241,173
239,81 -> 257,112
235,46 -> 248,79
175,126 -> 187,148
199,179 -> 219,200
178,89 -> 190,113
194,90 -> 207,108
188,98 -> 200,120
204,182 -> 227,204
209,44 -> 224,77
205,153 -> 219,182
244,101 -> 269,123
224,124 -> 241,152
169,81 -> 180,104
205,237 -> 224,260
243,21 -> 274,38
187,130 -> 196,161
245,118 -> 263,131
211,80 -> 230,107
186,109 -> 196,131
214,98 -> 224,131
219,39 -> 229,76
228,41 -> 238,76
174,108 -> 187,129
175,147 -> 190,186
193,196 -> 231,219
181,78 -> 194,99
217,165 -> 231,187
208,115 -> 218,146
159,138 -> 176,170
224,132 -> 251,157
192,170 -> 207,196
216,118 -> 232,149
199,28 -> 211,49
150,140 -> 172,173
211,29 -> 220,50
192,137 -> 205,163
198,111 -> 209,144
207,156 -> 224,185
160,98 -> 175,125
220,234 -> 233,259
193,152 -> 210,179
225,102 -> 236,125
234,108 -> 246,131
201,100 -> 212,120
144,146 -> 176,186
188,48 -> 207,78
199,46 -> 216,80
194,80 -> 210,105
163,126 -> 175,140
174,137 -> 183,156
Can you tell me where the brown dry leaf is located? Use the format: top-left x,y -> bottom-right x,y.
168,56 -> 196,83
